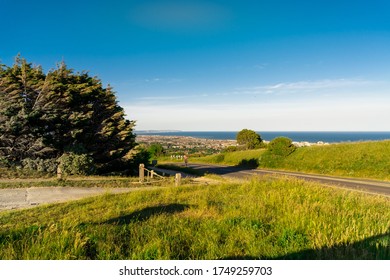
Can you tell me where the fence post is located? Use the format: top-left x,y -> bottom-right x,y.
57,165 -> 62,180
151,170 -> 154,179
139,164 -> 145,183
175,173 -> 181,187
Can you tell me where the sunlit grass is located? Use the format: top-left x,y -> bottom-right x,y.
281,140 -> 390,180
192,149 -> 265,166
1,176 -> 389,260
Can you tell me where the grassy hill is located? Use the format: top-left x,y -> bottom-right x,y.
0,177 -> 389,260
192,140 -> 390,181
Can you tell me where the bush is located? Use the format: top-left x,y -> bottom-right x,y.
58,153 -> 95,175
267,137 -> 296,157
260,137 -> 296,168
223,146 -> 238,153
21,158 -> 58,174
0,157 -> 10,168
237,158 -> 259,168
148,143 -> 165,158
214,154 -> 225,163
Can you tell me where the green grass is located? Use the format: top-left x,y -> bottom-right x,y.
1,176 -> 389,260
192,140 -> 390,181
278,141 -> 390,180
191,149 -> 265,166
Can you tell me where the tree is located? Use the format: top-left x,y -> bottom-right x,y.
34,62 -> 137,173
0,56 -> 138,173
236,129 -> 263,149
0,56 -> 47,162
148,143 -> 165,158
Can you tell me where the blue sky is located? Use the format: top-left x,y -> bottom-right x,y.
2,0 -> 390,131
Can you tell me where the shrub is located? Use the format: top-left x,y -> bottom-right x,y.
223,146 -> 238,153
0,157 -> 10,168
267,137 -> 296,157
260,137 -> 296,168
148,143 -> 165,158
58,153 -> 95,175
21,158 -> 58,174
214,154 -> 225,163
237,158 -> 259,168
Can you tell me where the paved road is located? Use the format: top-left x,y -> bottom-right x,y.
179,163 -> 390,197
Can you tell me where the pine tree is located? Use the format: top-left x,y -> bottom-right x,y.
0,57 -> 138,173
0,56 -> 47,162
33,62 -> 137,173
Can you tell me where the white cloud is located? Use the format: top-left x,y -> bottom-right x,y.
134,93 -> 209,104
120,78 -> 390,131
129,78 -> 379,106
143,77 -> 183,84
136,96 -> 186,101
234,78 -> 379,96
123,94 -> 390,131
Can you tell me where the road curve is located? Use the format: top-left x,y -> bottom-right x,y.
181,163 -> 390,197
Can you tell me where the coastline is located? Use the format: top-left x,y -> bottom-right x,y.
136,135 -> 236,146
135,131 -> 390,143
136,134 -> 331,149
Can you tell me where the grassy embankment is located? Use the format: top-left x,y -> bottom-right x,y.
0,177 -> 389,260
190,140 -> 390,181
158,149 -> 264,172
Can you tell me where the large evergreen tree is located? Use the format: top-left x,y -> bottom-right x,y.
36,62 -> 137,172
0,56 -> 137,173
0,56 -> 46,162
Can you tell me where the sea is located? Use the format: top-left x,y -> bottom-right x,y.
135,131 -> 390,143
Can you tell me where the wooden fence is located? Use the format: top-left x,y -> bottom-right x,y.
139,164 -> 181,186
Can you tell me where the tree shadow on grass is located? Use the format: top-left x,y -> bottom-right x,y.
221,230 -> 390,260
273,231 -> 390,260
101,203 -> 190,225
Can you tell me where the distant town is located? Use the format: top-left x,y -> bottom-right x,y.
136,134 -> 331,158
136,135 -> 237,156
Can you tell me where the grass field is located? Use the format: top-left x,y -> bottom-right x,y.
1,176 -> 389,260
191,140 -> 390,181
277,140 -> 390,180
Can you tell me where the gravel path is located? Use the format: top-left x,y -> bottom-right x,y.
0,187 -> 144,211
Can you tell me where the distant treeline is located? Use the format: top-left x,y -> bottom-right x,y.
0,55 -> 142,175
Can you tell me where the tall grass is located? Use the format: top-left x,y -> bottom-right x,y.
193,149 -> 264,166
279,141 -> 390,180
1,177 -> 389,259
